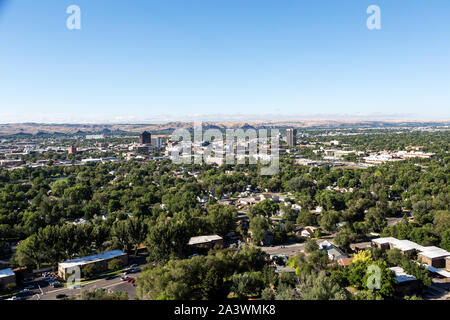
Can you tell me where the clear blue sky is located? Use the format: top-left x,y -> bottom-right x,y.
0,0 -> 449,123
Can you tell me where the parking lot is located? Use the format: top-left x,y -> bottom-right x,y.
10,256 -> 148,300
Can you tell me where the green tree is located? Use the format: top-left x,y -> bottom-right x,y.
231,272 -> 265,299
296,271 -> 347,300
296,210 -> 316,227
249,215 -> 270,245
81,288 -> 128,300
206,204 -> 236,236
82,264 -> 98,279
108,258 -> 124,271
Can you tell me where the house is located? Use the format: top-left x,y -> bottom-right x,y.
300,226 -> 318,238
446,256 -> 450,272
58,250 -> 128,280
389,267 -> 422,296
338,257 -> 354,267
417,247 -> 450,268
275,265 -> 296,274
318,240 -> 348,261
349,242 -> 372,252
188,235 -> 223,249
260,193 -> 279,202
0,268 -> 16,290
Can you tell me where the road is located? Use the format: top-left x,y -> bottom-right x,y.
261,242 -> 306,257
21,256 -> 148,300
28,271 -> 142,300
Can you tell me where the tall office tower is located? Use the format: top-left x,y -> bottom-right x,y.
152,136 -> 162,149
286,128 -> 297,147
68,146 -> 77,154
139,131 -> 152,144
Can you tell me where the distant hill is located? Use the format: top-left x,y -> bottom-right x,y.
0,120 -> 448,135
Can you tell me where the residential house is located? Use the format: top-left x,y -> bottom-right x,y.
188,235 -> 224,249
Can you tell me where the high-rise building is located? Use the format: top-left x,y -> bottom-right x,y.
68,146 -> 77,154
139,131 -> 151,144
286,128 -> 297,147
152,136 -> 162,149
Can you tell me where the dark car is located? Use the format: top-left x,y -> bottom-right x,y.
56,294 -> 67,299
105,275 -> 116,280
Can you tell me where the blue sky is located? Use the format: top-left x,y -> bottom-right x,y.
0,0 -> 449,123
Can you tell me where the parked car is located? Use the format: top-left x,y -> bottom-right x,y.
105,275 -> 116,280
121,276 -> 130,281
68,284 -> 81,290
50,281 -> 63,288
128,268 -> 141,274
56,294 -> 67,299
128,264 -> 138,268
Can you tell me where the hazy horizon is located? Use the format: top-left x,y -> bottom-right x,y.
0,112 -> 449,126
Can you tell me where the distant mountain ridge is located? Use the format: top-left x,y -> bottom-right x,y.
0,120 -> 448,135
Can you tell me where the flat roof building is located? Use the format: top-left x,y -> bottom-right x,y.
188,235 -> 223,248
389,266 -> 421,296
0,268 -> 16,290
372,237 -> 450,268
58,250 -> 128,280
372,237 -> 425,253
418,247 -> 450,268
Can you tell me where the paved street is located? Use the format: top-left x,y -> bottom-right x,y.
28,271 -> 142,300
261,242 -> 306,257
21,256 -> 148,300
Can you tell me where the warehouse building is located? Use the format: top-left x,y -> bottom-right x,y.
0,268 -> 16,290
58,250 -> 128,280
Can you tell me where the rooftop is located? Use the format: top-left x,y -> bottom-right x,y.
188,235 -> 223,245
419,246 -> 450,259
58,250 -> 126,269
416,262 -> 450,278
373,237 -> 450,258
389,267 -> 417,283
0,268 -> 15,278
